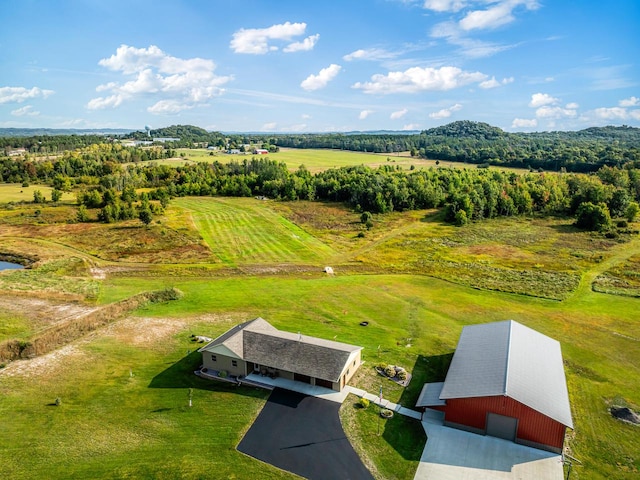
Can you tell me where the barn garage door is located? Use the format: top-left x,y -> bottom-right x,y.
486,413 -> 518,441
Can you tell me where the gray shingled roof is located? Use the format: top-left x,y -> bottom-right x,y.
200,318 -> 362,382
416,382 -> 446,407
439,320 -> 573,428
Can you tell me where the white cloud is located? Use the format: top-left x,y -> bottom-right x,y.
11,105 -> 40,116
230,22 -> 312,54
460,0 -> 539,31
619,96 -> 639,107
529,92 -> 558,107
0,86 -> 54,104
593,107 -> 631,120
423,0 -> 466,12
283,34 -> 320,53
343,48 -> 396,62
403,123 -> 421,130
147,100 -> 194,115
535,105 -> 577,118
301,114 -> 312,119
353,66 -> 487,94
300,64 -> 341,91
359,110 -> 374,120
479,76 -> 514,89
429,103 -> 462,119
565,102 -> 579,109
511,118 -> 537,128
261,122 -> 277,131
390,108 -> 408,119
88,44 -> 231,114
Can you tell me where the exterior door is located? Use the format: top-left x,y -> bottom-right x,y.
294,373 -> 311,384
486,413 -> 518,441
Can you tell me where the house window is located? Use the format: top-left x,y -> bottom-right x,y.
211,355 -> 217,362
353,360 -> 356,366
347,368 -> 350,375
232,360 -> 238,367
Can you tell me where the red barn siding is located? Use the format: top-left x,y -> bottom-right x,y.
441,395 -> 566,452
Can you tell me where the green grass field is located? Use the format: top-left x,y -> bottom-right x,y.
171,147 -> 528,173
1,195 -> 639,479
0,184 -> 75,204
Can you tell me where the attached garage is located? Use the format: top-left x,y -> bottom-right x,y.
416,320 -> 573,453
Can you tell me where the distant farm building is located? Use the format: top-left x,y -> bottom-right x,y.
253,148 -> 269,154
416,320 -> 573,453
152,137 -> 180,143
227,149 -> 241,154
199,317 -> 362,392
8,148 -> 27,156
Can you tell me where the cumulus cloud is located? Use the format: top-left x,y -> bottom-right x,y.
565,102 -> 579,109
619,96 -> 639,107
429,103 -> 462,119
359,110 -> 374,120
390,108 -> 409,119
479,76 -> 514,89
535,105 -> 577,119
231,22 -> 316,54
147,100 -> 194,115
300,64 -> 341,91
403,123 -> 421,130
283,34 -> 320,53
593,107 -> 640,120
87,44 -> 231,115
343,48 -> 396,62
511,118 -> 537,128
11,105 -> 40,116
529,92 -> 558,108
353,66 -> 487,94
460,0 -> 539,31
423,0 -> 466,12
0,86 -> 54,104
261,122 -> 277,131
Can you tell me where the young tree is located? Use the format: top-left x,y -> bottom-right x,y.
575,202 -> 612,231
76,205 -> 89,222
51,189 -> 63,203
625,201 -> 639,222
138,201 -> 153,226
33,190 -> 45,204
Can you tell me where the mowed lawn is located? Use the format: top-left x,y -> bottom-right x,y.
173,196 -> 335,265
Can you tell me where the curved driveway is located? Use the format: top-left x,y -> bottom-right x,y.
238,388 -> 373,480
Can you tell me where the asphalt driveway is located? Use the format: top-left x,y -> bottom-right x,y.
237,388 -> 373,480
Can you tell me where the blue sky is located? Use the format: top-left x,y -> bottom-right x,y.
1,0 -> 639,132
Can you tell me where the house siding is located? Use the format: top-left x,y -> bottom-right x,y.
438,395 -> 566,453
202,354 -> 247,377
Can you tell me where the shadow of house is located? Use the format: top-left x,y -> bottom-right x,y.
379,353 -> 453,461
148,351 -> 269,401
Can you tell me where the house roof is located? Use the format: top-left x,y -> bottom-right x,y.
200,318 -> 362,382
439,320 -> 573,428
416,382 -> 446,407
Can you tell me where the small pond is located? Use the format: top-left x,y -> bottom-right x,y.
0,261 -> 24,271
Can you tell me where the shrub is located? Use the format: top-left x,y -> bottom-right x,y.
397,370 -> 408,381
384,365 -> 396,378
617,220 -> 628,228
54,397 -> 61,406
380,408 -> 394,419
359,397 -> 370,408
576,202 -> 612,232
218,370 -> 228,378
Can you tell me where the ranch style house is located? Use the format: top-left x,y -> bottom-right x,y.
199,317 -> 362,392
416,320 -> 573,453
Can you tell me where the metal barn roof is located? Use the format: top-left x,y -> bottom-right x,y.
439,320 -> 573,428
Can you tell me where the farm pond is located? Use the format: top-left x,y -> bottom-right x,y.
0,261 -> 23,271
